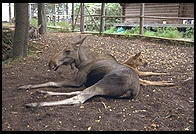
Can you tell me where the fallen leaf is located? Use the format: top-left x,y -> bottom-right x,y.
151,123 -> 159,128
95,119 -> 100,123
11,112 -> 18,115
80,105 -> 84,109
49,107 -> 53,111
88,126 -> 92,131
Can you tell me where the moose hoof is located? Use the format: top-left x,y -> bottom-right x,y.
18,85 -> 32,90
36,90 -> 48,94
25,103 -> 40,108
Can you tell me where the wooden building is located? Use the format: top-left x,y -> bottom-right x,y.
120,3 -> 194,24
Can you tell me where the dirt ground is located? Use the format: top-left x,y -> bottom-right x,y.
2,32 -> 194,131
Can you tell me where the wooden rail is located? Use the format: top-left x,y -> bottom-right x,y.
72,3 -> 194,35
45,3 -> 194,38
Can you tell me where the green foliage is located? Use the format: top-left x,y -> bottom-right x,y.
183,28 -> 194,40
105,3 -> 121,25
47,21 -> 53,26
124,30 -> 131,37
144,30 -> 156,36
30,18 -> 38,27
153,26 -> 183,39
128,27 -> 140,34
104,27 -> 116,33
57,21 -> 71,31
83,3 -> 121,32
105,26 -> 194,41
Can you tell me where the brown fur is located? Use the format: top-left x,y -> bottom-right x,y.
123,52 -> 174,86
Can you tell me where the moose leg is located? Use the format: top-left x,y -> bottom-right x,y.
139,78 -> 174,86
25,85 -> 103,107
37,90 -> 81,96
126,67 -> 168,76
138,71 -> 167,76
18,80 -> 84,90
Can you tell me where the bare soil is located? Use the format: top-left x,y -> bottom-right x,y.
2,32 -> 194,131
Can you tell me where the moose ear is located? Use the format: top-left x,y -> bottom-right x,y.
70,35 -> 87,46
133,52 -> 141,59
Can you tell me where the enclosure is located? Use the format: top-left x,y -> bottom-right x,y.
2,32 -> 194,131
2,3 -> 194,131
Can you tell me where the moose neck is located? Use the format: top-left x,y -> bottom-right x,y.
75,47 -> 90,69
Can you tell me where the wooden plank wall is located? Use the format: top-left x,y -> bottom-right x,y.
123,3 -> 193,24
178,3 -> 194,17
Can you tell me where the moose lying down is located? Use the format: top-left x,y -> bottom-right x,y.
18,35 -> 141,107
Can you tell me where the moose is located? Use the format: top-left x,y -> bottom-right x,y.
123,53 -> 174,86
18,35 -> 174,107
18,35 -> 140,107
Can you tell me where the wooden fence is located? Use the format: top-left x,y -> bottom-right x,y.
70,3 -> 194,35
45,3 -> 194,35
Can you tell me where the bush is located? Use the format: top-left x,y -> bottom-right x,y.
129,26 -> 140,34
183,27 -> 194,40
30,18 -> 38,27
57,21 -> 71,31
105,25 -> 193,41
104,27 -> 116,33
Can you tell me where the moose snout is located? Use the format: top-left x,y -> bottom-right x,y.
48,60 -> 58,71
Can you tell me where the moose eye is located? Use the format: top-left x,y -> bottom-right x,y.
64,50 -> 71,54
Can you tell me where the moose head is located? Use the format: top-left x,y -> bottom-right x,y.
123,52 -> 148,69
48,35 -> 87,71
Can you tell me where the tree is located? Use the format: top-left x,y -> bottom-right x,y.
13,3 -> 29,59
9,3 -> 11,23
52,4 -> 56,26
38,3 -> 46,34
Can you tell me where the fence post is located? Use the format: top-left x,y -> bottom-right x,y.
80,3 -> 85,33
72,3 -> 75,32
28,3 -> 32,21
9,3 -> 12,22
52,4 -> 56,26
140,3 -> 144,35
66,3 -> 69,20
99,3 -> 106,34
84,4 -> 100,31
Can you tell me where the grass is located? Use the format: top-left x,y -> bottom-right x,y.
29,18 -> 194,41
2,41 -> 41,67
105,26 -> 194,41
30,18 -> 72,32
30,18 -> 38,27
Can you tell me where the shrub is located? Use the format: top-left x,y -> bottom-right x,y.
57,21 -> 71,31
104,27 -> 116,33
30,18 -> 38,27
183,27 -> 194,40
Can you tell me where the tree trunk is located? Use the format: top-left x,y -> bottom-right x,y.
52,4 -> 56,26
28,3 -> 32,20
13,3 -> 29,59
14,3 -> 16,23
9,3 -> 12,23
72,3 -> 75,31
66,3 -> 69,20
80,3 -> 84,33
100,3 -> 106,34
38,3 -> 46,34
